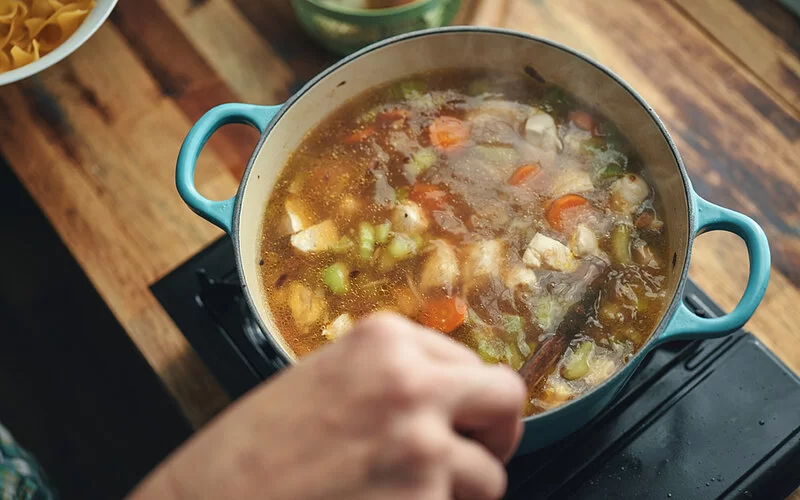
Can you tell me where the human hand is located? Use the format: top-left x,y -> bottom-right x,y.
129,313 -> 526,500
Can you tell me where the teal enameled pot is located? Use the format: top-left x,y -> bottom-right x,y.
176,27 -> 771,455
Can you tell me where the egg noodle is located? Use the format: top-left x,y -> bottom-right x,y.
0,0 -> 95,73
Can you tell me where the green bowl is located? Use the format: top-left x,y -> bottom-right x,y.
290,0 -> 462,55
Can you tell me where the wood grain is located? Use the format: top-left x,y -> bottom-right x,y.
231,0 -> 338,94
671,0 -> 800,113
156,0 -> 294,105
0,5 -> 797,496
0,25 -> 233,427
111,0 -> 260,179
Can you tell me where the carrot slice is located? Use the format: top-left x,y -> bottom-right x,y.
569,111 -> 595,132
418,296 -> 468,334
428,116 -> 469,151
343,125 -> 376,144
546,194 -> 589,232
508,164 -> 541,186
409,183 -> 449,211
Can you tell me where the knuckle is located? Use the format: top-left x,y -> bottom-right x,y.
397,422 -> 450,465
349,313 -> 405,346
378,357 -> 422,406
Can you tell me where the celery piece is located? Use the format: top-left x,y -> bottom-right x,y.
387,233 -> 417,260
467,79 -> 490,96
561,341 -> 594,380
502,314 -> 524,337
470,319 -> 503,365
470,310 -> 526,369
322,262 -> 349,295
504,342 -> 525,370
581,137 -> 608,156
597,162 -> 624,181
375,222 -> 391,244
502,314 -> 532,358
534,294 -> 561,331
331,236 -> 354,254
404,148 -> 438,180
392,80 -> 427,99
359,222 -> 375,261
475,336 -> 502,364
611,224 -> 632,264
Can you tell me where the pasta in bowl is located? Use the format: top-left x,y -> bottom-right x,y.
0,0 -> 117,86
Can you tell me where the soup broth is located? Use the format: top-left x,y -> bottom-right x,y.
258,69 -> 669,414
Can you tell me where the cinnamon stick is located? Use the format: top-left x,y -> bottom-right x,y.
518,260 -> 608,391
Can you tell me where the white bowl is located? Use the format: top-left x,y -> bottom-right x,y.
0,0 -> 118,86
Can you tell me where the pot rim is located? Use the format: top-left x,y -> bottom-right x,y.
232,26 -> 695,423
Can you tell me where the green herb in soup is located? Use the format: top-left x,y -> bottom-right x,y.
259,69 -> 669,415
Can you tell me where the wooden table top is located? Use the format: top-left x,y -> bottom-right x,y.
1,0 -> 798,485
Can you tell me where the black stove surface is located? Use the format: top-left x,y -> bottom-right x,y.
152,237 -> 800,499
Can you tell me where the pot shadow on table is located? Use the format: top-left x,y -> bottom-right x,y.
0,157 -> 193,499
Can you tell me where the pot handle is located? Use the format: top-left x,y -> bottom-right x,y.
176,103 -> 281,234
656,194 -> 770,344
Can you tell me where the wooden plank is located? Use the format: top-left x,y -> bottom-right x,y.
671,0 -> 800,113
111,0 -> 260,179
469,0 -> 509,27
231,0 -> 338,94
0,25 -> 232,427
736,0 -> 800,58
452,0 -> 479,25
499,0 -> 800,375
156,0 -> 295,105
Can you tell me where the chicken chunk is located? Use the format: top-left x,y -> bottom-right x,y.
464,239 -> 503,289
609,174 -> 649,214
420,240 -> 460,293
280,197 -> 315,236
504,265 -> 538,291
322,313 -> 353,341
467,109 -> 522,146
525,112 -> 563,152
286,282 -> 327,329
523,233 -> 577,272
466,101 -> 531,130
569,224 -> 599,257
391,201 -> 429,234
290,220 -> 339,253
561,127 -> 593,156
584,351 -> 619,386
551,169 -> 594,198
632,239 -> 662,269
394,287 -> 422,317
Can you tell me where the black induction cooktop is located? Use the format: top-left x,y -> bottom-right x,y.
151,237 -> 800,499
